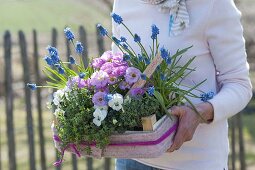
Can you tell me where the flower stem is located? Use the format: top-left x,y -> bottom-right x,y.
122,23 -> 149,59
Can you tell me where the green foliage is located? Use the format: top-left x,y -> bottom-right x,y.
55,87 -> 115,152
113,95 -> 161,132
55,90 -> 161,151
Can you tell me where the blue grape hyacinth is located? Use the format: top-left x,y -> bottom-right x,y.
140,74 -> 147,80
64,27 -> 75,41
75,41 -> 84,54
138,54 -> 143,61
97,24 -> 108,36
151,24 -> 159,40
201,91 -> 215,102
147,86 -> 155,96
120,36 -> 127,42
111,13 -> 123,24
160,47 -> 169,61
46,46 -> 60,64
44,56 -> 53,66
69,56 -> 76,64
123,54 -> 130,61
79,72 -> 86,78
112,36 -> 121,45
58,67 -> 65,74
134,34 -> 141,43
27,83 -> 37,90
122,44 -> 128,50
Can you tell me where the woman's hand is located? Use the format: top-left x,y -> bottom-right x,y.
167,102 -> 214,152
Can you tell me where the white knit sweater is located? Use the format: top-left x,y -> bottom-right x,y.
112,0 -> 253,169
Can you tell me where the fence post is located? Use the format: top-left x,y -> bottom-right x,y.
65,28 -> 78,170
33,29 -> 47,170
96,25 -> 112,170
230,116 -> 236,170
79,26 -> 89,68
96,25 -> 105,55
51,28 -> 63,170
65,31 -> 72,69
237,113 -> 246,170
4,31 -> 17,170
19,30 -> 36,170
79,25 -> 94,170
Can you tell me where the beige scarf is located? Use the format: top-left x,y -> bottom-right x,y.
141,0 -> 190,36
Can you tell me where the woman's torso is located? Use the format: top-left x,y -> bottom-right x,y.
112,0 -> 229,169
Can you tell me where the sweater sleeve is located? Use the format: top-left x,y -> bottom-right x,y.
206,0 -> 253,123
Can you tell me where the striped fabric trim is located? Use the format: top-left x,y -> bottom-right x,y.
141,0 -> 190,36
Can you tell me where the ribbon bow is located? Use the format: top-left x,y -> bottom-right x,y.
142,0 -> 190,36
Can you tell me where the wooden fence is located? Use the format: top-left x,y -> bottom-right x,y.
0,26 -> 254,170
1,26 -> 112,170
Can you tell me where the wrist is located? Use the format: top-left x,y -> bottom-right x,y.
195,102 -> 214,124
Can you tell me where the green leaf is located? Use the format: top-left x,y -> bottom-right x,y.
44,66 -> 67,83
153,91 -> 169,115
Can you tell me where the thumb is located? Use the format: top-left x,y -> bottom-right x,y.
169,106 -> 182,117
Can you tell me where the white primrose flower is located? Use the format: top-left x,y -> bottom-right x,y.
53,89 -> 65,106
93,108 -> 108,127
93,105 -> 108,110
53,108 -> 65,116
63,86 -> 72,100
108,93 -> 124,111
53,87 -> 71,105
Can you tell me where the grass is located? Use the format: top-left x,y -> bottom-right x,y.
0,0 -> 111,35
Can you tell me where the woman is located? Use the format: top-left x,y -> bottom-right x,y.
112,0 -> 253,170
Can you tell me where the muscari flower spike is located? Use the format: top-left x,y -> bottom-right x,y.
201,91 -> 215,102
166,57 -> 172,65
138,54 -> 143,62
144,58 -> 150,65
111,13 -> 123,24
75,41 -> 84,54
123,54 -> 130,61
120,36 -> 127,42
47,46 -> 60,64
58,67 -> 65,74
134,34 -> 141,43
122,44 -> 128,50
141,73 -> 147,80
160,47 -> 169,61
79,72 -> 86,79
104,94 -> 113,102
69,56 -> 76,64
64,27 -> 75,41
44,56 -> 53,66
97,24 -> 108,36
147,86 -> 155,96
151,24 -> 159,40
27,83 -> 37,90
112,36 -> 121,45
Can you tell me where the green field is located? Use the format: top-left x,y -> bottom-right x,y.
0,0 -> 111,34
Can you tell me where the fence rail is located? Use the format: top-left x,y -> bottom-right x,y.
0,26 -> 254,170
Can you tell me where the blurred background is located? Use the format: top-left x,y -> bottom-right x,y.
0,0 -> 254,170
